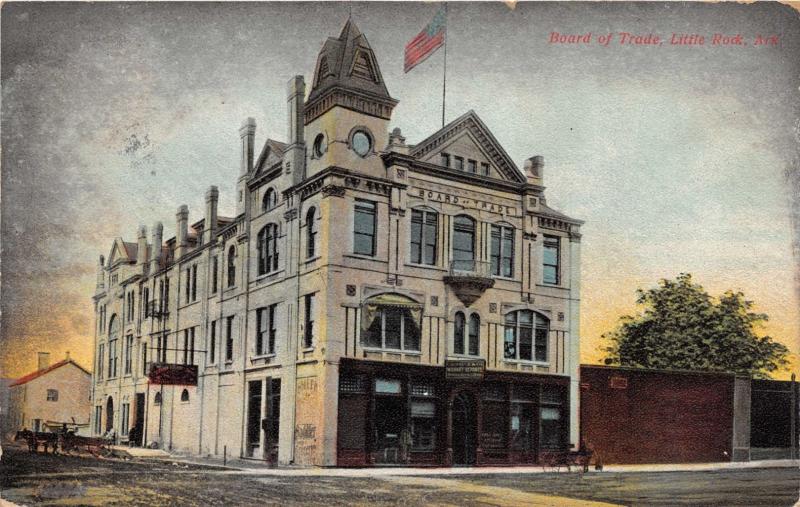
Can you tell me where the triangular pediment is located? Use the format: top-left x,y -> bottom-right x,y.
108,238 -> 131,267
410,111 -> 525,183
253,139 -> 287,176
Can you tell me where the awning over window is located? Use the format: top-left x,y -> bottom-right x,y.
360,293 -> 423,332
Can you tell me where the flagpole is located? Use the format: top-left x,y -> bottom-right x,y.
442,3 -> 447,128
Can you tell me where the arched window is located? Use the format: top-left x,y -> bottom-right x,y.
468,314 -> 480,356
504,310 -> 549,362
452,215 -> 476,272
361,294 -> 422,352
262,188 -> 277,212
454,311 -> 465,354
410,208 -> 438,265
180,389 -> 189,402
154,392 -> 162,405
227,246 -> 236,288
257,224 -> 279,275
108,314 -> 119,339
306,207 -> 317,258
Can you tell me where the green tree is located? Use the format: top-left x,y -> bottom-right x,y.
602,273 -> 788,378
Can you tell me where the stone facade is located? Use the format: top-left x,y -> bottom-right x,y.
90,20 -> 583,466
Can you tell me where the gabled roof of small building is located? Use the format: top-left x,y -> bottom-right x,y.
10,359 -> 91,387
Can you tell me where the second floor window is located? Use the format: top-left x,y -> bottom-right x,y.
452,215 -> 476,271
209,320 -> 217,365
183,327 -> 195,365
353,200 -> 376,256
225,316 -> 234,362
491,224 -> 514,277
504,310 -> 549,362
47,389 -> 58,402
256,304 -> 278,355
410,209 -> 437,265
454,312 -> 480,356
211,256 -> 219,293
108,338 -> 118,378
227,246 -> 236,287
97,343 -> 104,380
363,306 -> 421,352
304,293 -> 316,348
124,334 -> 133,374
543,236 -> 560,285
257,224 -> 279,275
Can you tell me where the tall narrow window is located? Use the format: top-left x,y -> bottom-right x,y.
410,209 -> 438,265
306,207 -> 317,258
141,344 -> 147,376
191,264 -> 198,301
543,236 -> 560,285
258,224 -> 279,275
163,279 -> 170,313
183,329 -> 190,364
491,224 -> 515,277
97,343 -> 104,380
262,188 -> 277,212
225,316 -> 234,362
209,320 -> 217,365
468,314 -> 480,356
227,246 -> 236,287
504,310 -> 549,362
256,304 -> 278,355
304,293 -> 315,348
211,256 -> 218,293
452,215 -> 476,271
124,334 -> 133,374
143,288 -> 150,318
353,200 -> 376,256
185,268 -> 191,302
454,311 -> 466,355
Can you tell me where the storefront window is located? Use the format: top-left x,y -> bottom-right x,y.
410,400 -> 436,451
481,384 -> 507,450
510,385 -> 537,452
375,378 -> 402,394
540,386 -> 565,449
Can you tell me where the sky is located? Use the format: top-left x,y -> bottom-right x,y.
2,1 -> 799,379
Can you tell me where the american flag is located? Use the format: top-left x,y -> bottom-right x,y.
404,7 -> 446,73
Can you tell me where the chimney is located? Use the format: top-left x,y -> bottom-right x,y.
137,224 -> 148,273
387,127 -> 408,155
65,351 -> 71,361
286,75 -> 306,185
524,156 -> 544,179
37,352 -> 50,371
239,117 -> 256,176
96,255 -> 105,289
175,205 -> 189,259
150,221 -> 163,273
204,186 -> 219,244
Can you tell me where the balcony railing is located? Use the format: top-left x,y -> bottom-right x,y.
448,260 -> 492,277
444,260 -> 494,306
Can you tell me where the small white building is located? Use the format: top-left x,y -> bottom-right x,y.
8,353 -> 91,434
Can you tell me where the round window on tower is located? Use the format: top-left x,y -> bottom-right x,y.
351,129 -> 372,157
313,133 -> 326,158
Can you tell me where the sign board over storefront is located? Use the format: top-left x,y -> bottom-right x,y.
148,363 -> 198,385
445,359 -> 485,381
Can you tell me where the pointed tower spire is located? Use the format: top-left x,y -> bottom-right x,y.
305,19 -> 398,125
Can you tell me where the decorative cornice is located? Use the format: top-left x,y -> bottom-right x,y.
304,86 -> 398,125
538,216 -> 571,232
321,185 -> 346,197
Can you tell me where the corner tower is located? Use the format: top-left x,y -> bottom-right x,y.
304,19 -> 398,179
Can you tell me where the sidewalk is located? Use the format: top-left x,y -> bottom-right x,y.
156,452 -> 799,476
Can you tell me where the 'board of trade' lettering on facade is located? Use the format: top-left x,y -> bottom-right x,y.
415,188 -> 518,216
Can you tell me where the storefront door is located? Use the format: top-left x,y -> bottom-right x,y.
451,391 -> 477,465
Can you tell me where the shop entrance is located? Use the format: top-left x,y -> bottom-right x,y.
451,391 -> 477,465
